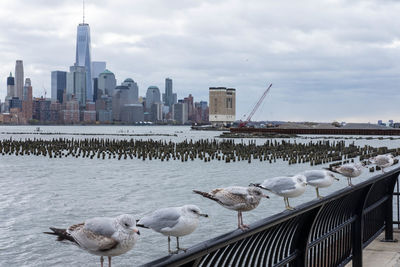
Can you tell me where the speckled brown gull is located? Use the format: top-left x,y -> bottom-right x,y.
44,214 -> 140,267
193,186 -> 269,230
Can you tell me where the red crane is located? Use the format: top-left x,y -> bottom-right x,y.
238,83 -> 272,128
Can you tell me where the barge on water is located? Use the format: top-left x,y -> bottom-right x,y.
230,127 -> 400,136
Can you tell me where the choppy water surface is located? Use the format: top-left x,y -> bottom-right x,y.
1,125 -> 399,266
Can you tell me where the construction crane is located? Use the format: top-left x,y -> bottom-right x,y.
238,83 -> 272,128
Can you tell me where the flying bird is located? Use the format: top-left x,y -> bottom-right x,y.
44,214 -> 140,267
250,174 -> 307,210
369,154 -> 394,173
137,205 -> 208,254
300,170 -> 339,199
328,162 -> 365,186
193,186 -> 268,230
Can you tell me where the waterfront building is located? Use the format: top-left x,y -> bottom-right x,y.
98,69 -> 116,97
83,101 -> 96,123
209,87 -> 236,125
194,101 -> 209,124
15,60 -> 24,100
121,78 -> 139,103
9,97 -> 22,110
112,85 -> 129,121
33,98 -> 51,122
61,98 -> 80,124
51,71 -> 67,103
150,103 -> 163,122
162,78 -> 177,111
96,95 -> 112,123
22,78 -> 33,121
75,21 -> 92,101
93,77 -> 99,102
5,72 -> 15,112
173,101 -> 188,124
50,102 -> 61,122
120,104 -> 144,124
183,94 -> 194,122
145,86 -> 161,110
67,65 -> 86,107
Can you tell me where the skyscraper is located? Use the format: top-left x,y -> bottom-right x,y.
7,72 -> 15,99
15,60 -> 24,99
146,86 -> 161,110
162,78 -> 177,110
75,22 -> 92,101
67,65 -> 86,107
98,69 -> 116,97
51,71 -> 67,103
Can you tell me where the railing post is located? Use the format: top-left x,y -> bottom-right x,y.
381,175 -> 398,242
352,214 -> 363,267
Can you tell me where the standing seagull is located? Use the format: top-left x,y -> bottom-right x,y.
193,186 -> 268,230
301,170 -> 339,199
137,205 -> 208,254
250,174 -> 307,210
44,214 -> 140,267
328,162 -> 365,186
369,154 -> 394,173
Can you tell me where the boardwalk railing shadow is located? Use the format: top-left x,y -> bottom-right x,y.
141,168 -> 400,267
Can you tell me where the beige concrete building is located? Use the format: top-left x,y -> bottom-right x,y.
209,87 -> 236,125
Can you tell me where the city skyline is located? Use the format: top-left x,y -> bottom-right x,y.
1,0 -> 400,122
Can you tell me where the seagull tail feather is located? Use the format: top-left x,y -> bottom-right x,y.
193,190 -> 221,203
136,223 -> 149,229
43,227 -> 76,243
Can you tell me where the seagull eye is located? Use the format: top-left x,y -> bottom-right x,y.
124,223 -> 129,227
191,209 -> 198,213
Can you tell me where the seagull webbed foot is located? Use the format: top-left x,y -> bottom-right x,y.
239,224 -> 250,231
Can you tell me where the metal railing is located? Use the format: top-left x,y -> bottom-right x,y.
141,168 -> 400,267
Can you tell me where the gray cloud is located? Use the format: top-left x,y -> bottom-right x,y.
1,0 -> 400,122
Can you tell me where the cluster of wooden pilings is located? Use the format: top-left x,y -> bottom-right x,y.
0,138 -> 399,166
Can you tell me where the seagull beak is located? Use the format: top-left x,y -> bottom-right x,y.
263,194 -> 270,199
199,213 -> 209,218
133,228 -> 140,235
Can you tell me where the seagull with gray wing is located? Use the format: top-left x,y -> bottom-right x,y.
137,205 -> 208,254
250,174 -> 307,210
369,154 -> 394,173
328,162 -> 365,186
193,186 -> 269,230
300,170 -> 339,199
44,214 -> 140,267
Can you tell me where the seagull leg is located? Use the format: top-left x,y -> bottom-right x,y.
176,236 -> 187,252
285,197 -> 295,210
108,256 -> 111,267
168,236 -> 172,254
316,188 -> 323,199
347,178 -> 353,187
100,256 -> 104,267
238,211 -> 249,230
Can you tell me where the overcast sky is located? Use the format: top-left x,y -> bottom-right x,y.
1,0 -> 400,122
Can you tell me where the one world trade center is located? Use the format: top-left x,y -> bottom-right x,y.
75,22 -> 93,102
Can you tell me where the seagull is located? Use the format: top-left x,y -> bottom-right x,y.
369,154 -> 394,173
300,170 -> 339,199
44,214 -> 140,267
328,162 -> 365,186
137,205 -> 208,254
193,186 -> 268,230
250,174 -> 307,210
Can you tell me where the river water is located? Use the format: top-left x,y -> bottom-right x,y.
0,125 -> 399,266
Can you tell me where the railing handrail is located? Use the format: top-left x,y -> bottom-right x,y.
141,168 -> 400,267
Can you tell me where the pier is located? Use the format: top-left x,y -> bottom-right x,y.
141,168 -> 400,267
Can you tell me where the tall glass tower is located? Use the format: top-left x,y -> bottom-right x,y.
75,23 -> 92,102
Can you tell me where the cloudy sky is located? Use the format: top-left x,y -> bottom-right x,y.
1,0 -> 400,122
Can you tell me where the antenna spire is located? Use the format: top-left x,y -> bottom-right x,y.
83,0 -> 85,24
